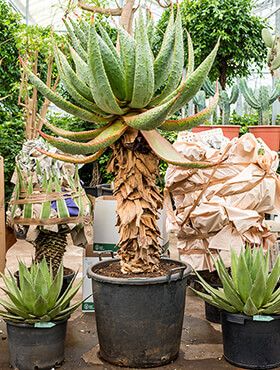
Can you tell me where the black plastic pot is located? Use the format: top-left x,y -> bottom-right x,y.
14,267 -> 75,298
88,258 -> 192,368
205,301 -> 221,324
221,311 -> 280,369
6,319 -> 68,370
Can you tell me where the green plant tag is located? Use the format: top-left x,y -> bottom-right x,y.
34,322 -> 56,328
253,315 -> 274,322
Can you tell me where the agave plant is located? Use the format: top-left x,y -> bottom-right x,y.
0,259 -> 82,324
22,10 -> 219,274
193,247 -> 280,316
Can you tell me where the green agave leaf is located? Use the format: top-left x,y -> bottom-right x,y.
249,262 -> 266,309
46,264 -> 64,309
32,295 -> 49,317
230,249 -> 239,290
186,31 -> 194,76
263,256 -> 280,304
237,252 -> 252,303
69,17 -> 87,50
142,130 -> 217,168
20,275 -> 36,312
39,120 -> 127,155
191,288 -> 237,313
69,44 -> 89,82
243,297 -> 259,316
0,298 -> 32,319
52,299 -> 84,321
63,18 -> 87,61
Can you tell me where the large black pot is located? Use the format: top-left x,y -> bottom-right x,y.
88,258 -> 191,368
221,311 -> 280,369
6,319 -> 68,370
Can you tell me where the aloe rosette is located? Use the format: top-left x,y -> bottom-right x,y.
193,248 -> 280,316
23,11 -> 219,273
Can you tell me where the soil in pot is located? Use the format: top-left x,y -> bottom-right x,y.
192,125 -> 241,140
6,319 -> 68,370
221,311 -> 280,369
88,258 -> 191,368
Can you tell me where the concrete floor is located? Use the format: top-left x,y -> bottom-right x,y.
0,240 -> 240,370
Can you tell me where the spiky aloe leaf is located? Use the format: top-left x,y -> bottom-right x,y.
237,252 -> 252,303
263,256 -> 280,304
142,130 -> 217,168
249,262 -> 266,309
97,35 -> 126,101
119,27 -> 135,102
130,12 -> 154,108
160,83 -> 219,131
69,17 -> 87,50
97,21 -> 119,61
186,31 -> 194,76
56,48 -> 92,102
231,249 -> 239,290
39,120 -> 127,155
88,24 -> 124,115
36,147 -> 104,164
63,18 -> 87,61
124,95 -> 177,130
69,45 -> 90,83
243,297 -> 259,316
163,39 -> 219,115
22,61 -> 111,124
41,118 -> 108,141
151,11 -> 184,106
153,10 -> 175,91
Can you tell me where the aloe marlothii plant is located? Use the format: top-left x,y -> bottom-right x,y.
240,79 -> 280,125
0,259 -> 82,323
262,28 -> 280,74
193,247 -> 280,316
22,11 -> 219,273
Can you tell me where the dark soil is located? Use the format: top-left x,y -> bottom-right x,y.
94,260 -> 181,278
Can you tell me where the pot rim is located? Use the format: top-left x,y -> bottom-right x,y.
221,311 -> 280,322
87,257 -> 192,285
248,125 -> 280,129
193,124 -> 241,128
5,317 -> 69,328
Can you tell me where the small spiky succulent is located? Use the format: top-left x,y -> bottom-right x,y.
240,79 -> 280,125
193,248 -> 280,316
0,260 -> 82,323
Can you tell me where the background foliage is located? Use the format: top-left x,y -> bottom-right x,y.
156,0 -> 267,88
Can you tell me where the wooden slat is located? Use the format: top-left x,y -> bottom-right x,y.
0,156 -> 6,272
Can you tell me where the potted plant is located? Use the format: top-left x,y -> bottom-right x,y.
0,259 -> 82,370
192,78 -> 241,139
193,247 -> 280,369
240,79 -> 280,151
22,10 -> 220,367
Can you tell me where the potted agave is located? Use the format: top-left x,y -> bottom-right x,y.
193,247 -> 280,369
22,9 -> 220,367
0,259 -> 82,370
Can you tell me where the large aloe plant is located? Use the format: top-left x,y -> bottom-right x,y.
0,259 -> 82,323
23,11 -> 219,273
193,247 -> 280,316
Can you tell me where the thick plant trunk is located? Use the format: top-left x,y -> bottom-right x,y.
108,129 -> 163,273
33,229 -> 67,274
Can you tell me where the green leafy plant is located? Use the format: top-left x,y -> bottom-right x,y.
155,0 -> 266,88
240,79 -> 280,125
24,11 -> 220,274
0,259 -> 82,324
193,247 -> 280,316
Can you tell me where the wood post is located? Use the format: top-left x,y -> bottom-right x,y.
0,156 -> 6,272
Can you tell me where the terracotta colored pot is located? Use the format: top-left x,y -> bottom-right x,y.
248,126 -> 280,151
192,125 -> 240,140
